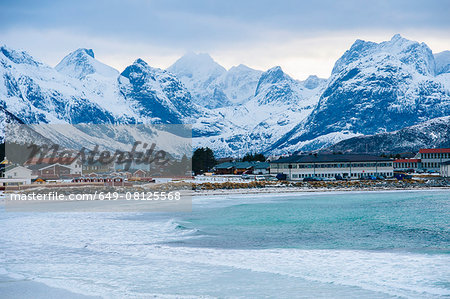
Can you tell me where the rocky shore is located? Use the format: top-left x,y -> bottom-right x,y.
8,178 -> 449,196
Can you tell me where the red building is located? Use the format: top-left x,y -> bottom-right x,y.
393,158 -> 421,170
28,163 -> 73,179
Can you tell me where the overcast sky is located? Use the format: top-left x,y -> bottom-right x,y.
1,0 -> 449,79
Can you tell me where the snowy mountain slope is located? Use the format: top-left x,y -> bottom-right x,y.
192,66 -> 326,156
0,45 -> 126,124
328,116 -> 450,154
434,51 -> 450,75
0,106 -> 24,143
0,45 -> 199,126
55,48 -> 138,119
167,53 -> 262,108
167,52 -> 228,108
0,46 -> 198,154
4,123 -> 192,162
212,64 -> 262,105
1,35 -> 449,157
270,34 -> 450,153
55,48 -> 119,79
119,58 -> 198,124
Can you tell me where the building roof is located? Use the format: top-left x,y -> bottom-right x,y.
25,157 -> 78,165
252,162 -> 270,169
214,161 -> 269,170
271,154 -> 392,164
83,161 -> 111,167
442,160 -> 450,166
4,165 -> 31,172
419,148 -> 450,154
216,157 -> 234,163
27,163 -> 71,171
27,163 -> 51,170
394,159 -> 421,163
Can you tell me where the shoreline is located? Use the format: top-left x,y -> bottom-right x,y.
0,274 -> 100,299
192,186 -> 450,196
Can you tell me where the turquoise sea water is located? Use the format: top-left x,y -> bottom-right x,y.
0,190 -> 449,298
179,190 -> 450,252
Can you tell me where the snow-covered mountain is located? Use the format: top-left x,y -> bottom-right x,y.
0,45 -> 119,124
55,48 -> 138,120
167,52 -> 228,108
55,48 -> 119,79
328,116 -> 450,154
119,58 -> 198,123
270,34 -> 450,153
0,45 -> 198,125
213,64 -> 262,105
0,45 -> 198,153
1,34 -> 449,157
434,51 -> 450,75
167,52 -> 262,108
193,66 -> 325,156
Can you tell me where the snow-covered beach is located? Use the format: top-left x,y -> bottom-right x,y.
1,190 -> 449,298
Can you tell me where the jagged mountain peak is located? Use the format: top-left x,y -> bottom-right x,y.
253,66 -> 316,106
167,51 -> 226,80
181,51 -> 214,61
55,48 -> 118,79
121,58 -> 169,80
390,33 -> 405,42
258,66 -> 288,84
71,48 -> 95,58
166,52 -> 228,108
228,64 -> 255,72
255,66 -> 292,95
333,34 -> 435,76
434,50 -> 450,74
303,75 -> 325,90
174,51 -> 221,66
134,58 -> 149,66
0,45 -> 41,66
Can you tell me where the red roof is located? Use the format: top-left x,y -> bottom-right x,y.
419,148 -> 450,154
394,159 -> 420,163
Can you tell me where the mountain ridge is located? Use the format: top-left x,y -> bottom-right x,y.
1,34 -> 449,157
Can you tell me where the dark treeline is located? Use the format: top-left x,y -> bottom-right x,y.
241,153 -> 266,162
192,147 -> 216,175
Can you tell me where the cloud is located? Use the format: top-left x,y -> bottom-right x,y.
0,0 -> 449,79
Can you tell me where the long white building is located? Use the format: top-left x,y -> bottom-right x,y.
270,154 -> 393,180
418,148 -> 450,172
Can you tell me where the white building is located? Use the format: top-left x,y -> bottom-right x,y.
25,157 -> 82,175
419,148 -> 450,172
440,161 -> 450,177
0,165 -> 33,186
270,154 -> 393,180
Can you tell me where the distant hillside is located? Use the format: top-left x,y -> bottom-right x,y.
328,116 -> 450,154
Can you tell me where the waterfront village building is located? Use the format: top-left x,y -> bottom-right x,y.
214,161 -> 270,175
25,157 -> 82,176
440,161 -> 450,177
83,160 -> 114,174
0,165 -> 33,186
270,154 -> 393,180
27,163 -> 72,180
418,148 -> 450,172
393,148 -> 450,172
393,158 -> 421,170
